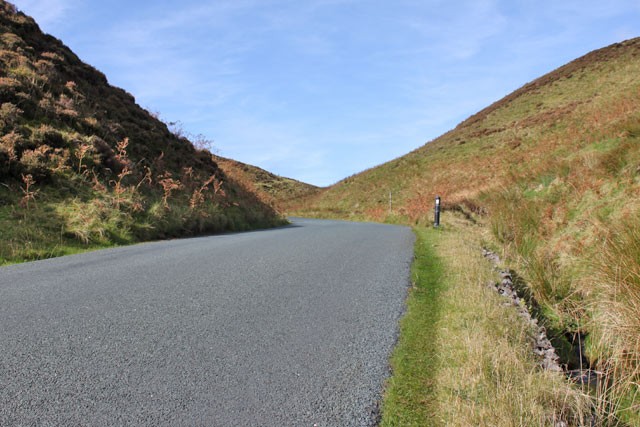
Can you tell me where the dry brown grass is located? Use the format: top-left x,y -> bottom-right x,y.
215,156 -> 319,212
383,213 -> 592,426
587,220 -> 640,425
439,216 -> 592,426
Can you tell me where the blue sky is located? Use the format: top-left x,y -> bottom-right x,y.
11,0 -> 640,186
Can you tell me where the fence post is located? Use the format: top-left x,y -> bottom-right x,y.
434,196 -> 441,228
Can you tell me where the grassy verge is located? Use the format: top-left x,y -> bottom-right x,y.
381,223 -> 445,425
381,213 -> 591,426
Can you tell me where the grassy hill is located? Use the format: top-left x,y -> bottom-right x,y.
213,155 -> 319,213
292,38 -> 640,221
291,38 -> 640,423
0,1 -> 305,264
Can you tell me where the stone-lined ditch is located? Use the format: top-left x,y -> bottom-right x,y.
481,248 -> 601,388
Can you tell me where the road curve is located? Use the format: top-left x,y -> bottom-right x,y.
0,218 -> 414,426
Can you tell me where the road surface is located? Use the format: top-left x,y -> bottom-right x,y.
0,218 -> 414,426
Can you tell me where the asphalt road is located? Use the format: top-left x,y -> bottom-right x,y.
0,218 -> 414,426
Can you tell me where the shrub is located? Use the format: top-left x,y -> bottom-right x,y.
0,77 -> 22,102
0,130 -> 19,161
31,125 -> 67,149
0,102 -> 22,130
19,145 -> 52,180
91,136 -> 127,173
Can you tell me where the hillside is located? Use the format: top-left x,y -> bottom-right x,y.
291,38 -> 640,422
292,38 -> 640,220
213,155 -> 319,212
0,1 -> 295,264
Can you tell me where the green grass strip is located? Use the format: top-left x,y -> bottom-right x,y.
381,227 -> 444,426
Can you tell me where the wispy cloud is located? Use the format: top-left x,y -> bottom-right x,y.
13,0 -> 77,32
10,0 -> 640,185
400,0 -> 507,60
212,114 -> 332,185
71,2 -> 263,112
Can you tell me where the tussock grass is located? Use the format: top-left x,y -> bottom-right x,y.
382,213 -> 591,426
0,196 -> 111,264
588,219 -> 640,425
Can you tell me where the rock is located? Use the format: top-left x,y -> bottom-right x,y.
482,248 -> 501,264
481,248 -> 568,376
542,358 -> 563,372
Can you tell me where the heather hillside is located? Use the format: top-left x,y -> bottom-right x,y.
0,1 -> 295,263
213,155 -> 319,213
291,38 -> 640,423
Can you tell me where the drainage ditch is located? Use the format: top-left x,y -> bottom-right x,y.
481,249 -> 601,388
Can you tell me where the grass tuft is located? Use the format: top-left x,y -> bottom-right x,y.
589,219 -> 640,425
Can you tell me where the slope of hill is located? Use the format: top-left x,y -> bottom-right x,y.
292,38 -> 640,221
0,1 -> 291,264
291,38 -> 640,422
213,156 -> 319,212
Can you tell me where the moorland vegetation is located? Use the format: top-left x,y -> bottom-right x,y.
0,1 -> 315,263
292,38 -> 640,425
2,0 -> 638,423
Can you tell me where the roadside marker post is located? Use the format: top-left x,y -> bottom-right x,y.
434,196 -> 441,228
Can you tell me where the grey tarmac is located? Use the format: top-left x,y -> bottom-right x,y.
0,218 -> 414,426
